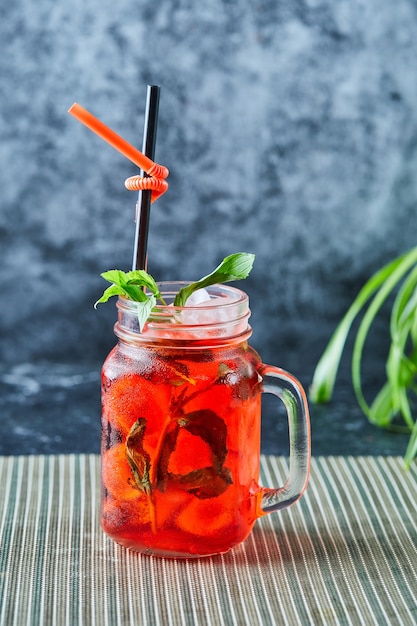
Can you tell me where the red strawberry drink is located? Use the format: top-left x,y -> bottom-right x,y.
100,283 -> 310,557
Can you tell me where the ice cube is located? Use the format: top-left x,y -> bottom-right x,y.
181,292 -> 239,329
185,289 -> 211,306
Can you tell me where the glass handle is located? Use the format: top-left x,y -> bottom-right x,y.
258,365 -> 311,513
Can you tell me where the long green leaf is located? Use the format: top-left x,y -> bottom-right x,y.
310,253 -> 408,403
368,381 -> 396,427
351,248 -> 417,417
411,309 -> 417,346
312,245 -> 417,466
390,264 -> 417,341
387,318 -> 412,409
383,267 -> 417,432
404,419 -> 417,468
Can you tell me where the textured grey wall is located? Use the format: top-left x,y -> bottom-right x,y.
2,0 -> 417,383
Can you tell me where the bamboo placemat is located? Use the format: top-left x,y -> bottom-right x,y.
0,454 -> 416,625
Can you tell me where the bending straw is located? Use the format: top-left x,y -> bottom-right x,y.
132,85 -> 160,271
68,102 -> 168,181
69,91 -> 166,271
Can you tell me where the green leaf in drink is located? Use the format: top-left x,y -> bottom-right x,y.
95,252 -> 255,331
94,269 -> 162,331
173,252 -> 255,307
126,418 -> 152,495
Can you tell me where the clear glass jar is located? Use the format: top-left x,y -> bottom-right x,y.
100,283 -> 310,557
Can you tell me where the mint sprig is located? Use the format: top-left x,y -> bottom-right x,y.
94,269 -> 166,331
95,252 -> 255,331
95,269 -> 164,304
173,253 -> 255,307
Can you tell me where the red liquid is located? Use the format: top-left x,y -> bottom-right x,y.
101,341 -> 262,557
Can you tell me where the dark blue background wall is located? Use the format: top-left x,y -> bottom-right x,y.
1,1 -> 417,453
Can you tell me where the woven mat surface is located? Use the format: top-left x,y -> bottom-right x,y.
1,454 -> 416,626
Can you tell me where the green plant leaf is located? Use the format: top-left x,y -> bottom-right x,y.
411,310 -> 417,346
95,271 -> 146,305
135,295 -> 157,332
155,423 -> 180,491
351,248 -> 417,418
311,245 -> 417,466
173,253 -> 255,307
125,418 -> 152,495
380,268 -> 417,434
94,283 -> 128,306
97,269 -> 162,302
310,253 -> 407,403
368,382 -> 396,427
95,269 -> 162,331
404,420 -> 417,468
389,264 -> 417,341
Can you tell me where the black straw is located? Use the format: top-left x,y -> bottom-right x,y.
132,85 -> 161,271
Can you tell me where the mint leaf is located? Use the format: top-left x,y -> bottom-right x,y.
123,270 -> 162,300
95,269 -> 162,331
174,252 -> 255,306
94,283 -> 128,306
95,270 -> 145,305
95,252 -> 255,330
173,466 -> 233,499
155,408 -> 232,498
135,295 -> 157,331
100,269 -> 163,302
182,409 -> 228,468
126,418 -> 152,495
